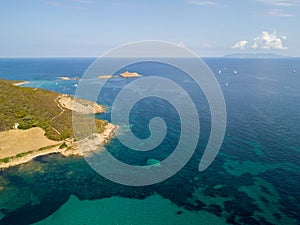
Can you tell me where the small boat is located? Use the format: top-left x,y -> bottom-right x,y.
233,70 -> 238,75
218,70 -> 222,74
293,69 -> 296,74
225,82 -> 229,87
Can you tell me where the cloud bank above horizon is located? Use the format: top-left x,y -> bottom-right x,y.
232,31 -> 288,51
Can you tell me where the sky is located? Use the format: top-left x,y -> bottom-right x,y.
0,0 -> 299,57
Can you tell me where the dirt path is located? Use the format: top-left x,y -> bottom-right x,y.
49,96 -> 66,136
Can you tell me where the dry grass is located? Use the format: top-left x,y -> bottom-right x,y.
0,127 -> 60,159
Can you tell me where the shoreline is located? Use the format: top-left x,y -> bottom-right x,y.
0,123 -> 116,170
57,94 -> 105,114
13,81 -> 29,86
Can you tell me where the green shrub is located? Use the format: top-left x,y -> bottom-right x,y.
59,142 -> 68,149
0,157 -> 10,163
14,111 -> 27,118
16,151 -> 33,158
38,144 -> 60,151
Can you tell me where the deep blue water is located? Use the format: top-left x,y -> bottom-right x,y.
0,58 -> 299,225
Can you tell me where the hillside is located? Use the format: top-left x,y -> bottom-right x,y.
0,79 -> 107,141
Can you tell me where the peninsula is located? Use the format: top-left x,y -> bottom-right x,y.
0,79 -> 115,169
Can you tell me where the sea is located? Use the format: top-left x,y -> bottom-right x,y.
0,57 -> 299,225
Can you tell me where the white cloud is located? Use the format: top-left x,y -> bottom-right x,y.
70,0 -> 94,3
256,0 -> 297,17
186,0 -> 218,6
232,40 -> 249,49
251,31 -> 287,50
268,9 -> 294,17
46,0 -> 92,10
231,31 -> 288,50
256,0 -> 299,7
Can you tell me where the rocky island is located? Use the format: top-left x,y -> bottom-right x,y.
97,71 -> 141,79
0,79 -> 115,169
119,70 -> 141,78
97,75 -> 117,79
58,76 -> 79,81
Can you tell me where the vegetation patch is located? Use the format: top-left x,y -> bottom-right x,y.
59,142 -> 68,149
16,151 -> 34,158
38,144 -> 61,151
0,143 -> 62,164
0,79 -> 107,141
0,157 -> 10,163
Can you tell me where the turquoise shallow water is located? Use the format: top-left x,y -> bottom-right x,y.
33,194 -> 227,225
0,58 -> 300,224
